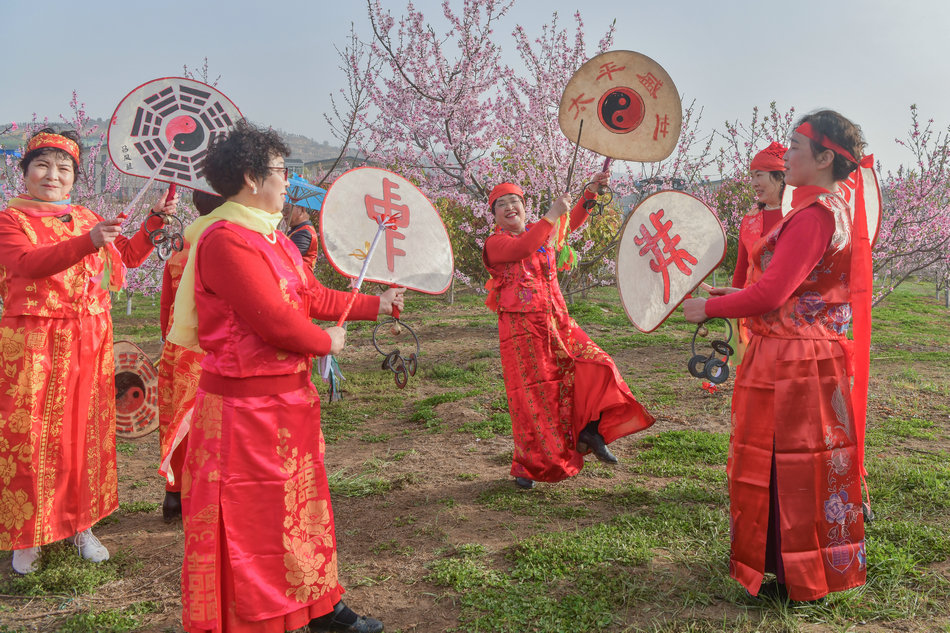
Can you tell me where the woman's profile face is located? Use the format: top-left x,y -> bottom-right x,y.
257,156 -> 289,214
25,153 -> 75,202
784,132 -> 823,188
750,170 -> 782,207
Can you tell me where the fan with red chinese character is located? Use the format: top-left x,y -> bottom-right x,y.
320,166 -> 454,389
616,191 -> 726,333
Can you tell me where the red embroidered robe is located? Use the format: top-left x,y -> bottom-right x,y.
483,211 -> 653,482
181,222 -> 378,633
713,189 -> 866,600
0,200 -> 154,549
157,242 -> 204,492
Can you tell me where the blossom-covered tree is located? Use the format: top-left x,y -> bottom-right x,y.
358,0 -> 715,289
872,105 -> 950,305
317,24 -> 384,188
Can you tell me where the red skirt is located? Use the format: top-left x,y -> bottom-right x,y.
729,334 -> 866,601
0,313 -> 118,549
181,385 -> 344,633
498,310 -> 653,482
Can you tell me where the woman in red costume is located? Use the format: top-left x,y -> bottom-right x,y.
0,128 -> 176,574
168,120 -> 400,633
483,172 -> 654,489
731,143 -> 787,361
683,110 -> 871,601
156,190 -> 221,522
734,142 -> 786,289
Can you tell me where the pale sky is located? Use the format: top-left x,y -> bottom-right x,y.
2,0 -> 947,174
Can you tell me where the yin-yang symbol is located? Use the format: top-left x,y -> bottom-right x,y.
598,87 -> 645,134
165,115 -> 205,152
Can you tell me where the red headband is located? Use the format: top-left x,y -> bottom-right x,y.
27,132 -> 81,164
796,122 -> 858,164
750,141 -> 787,172
489,183 -> 524,210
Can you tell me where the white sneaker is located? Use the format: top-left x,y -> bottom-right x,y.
12,547 -> 41,574
72,529 -> 110,563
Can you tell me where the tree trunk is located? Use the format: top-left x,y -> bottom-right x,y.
126,292 -> 133,316
445,278 -> 455,305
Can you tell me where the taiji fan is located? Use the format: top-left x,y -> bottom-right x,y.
559,50 -> 682,163
320,167 -> 454,294
113,341 -> 159,439
107,77 -> 242,195
616,191 -> 726,332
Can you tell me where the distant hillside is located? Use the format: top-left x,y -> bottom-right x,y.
274,129 -> 345,162
1,118 -> 345,163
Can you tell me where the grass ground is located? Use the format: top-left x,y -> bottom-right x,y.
0,281 -> 947,633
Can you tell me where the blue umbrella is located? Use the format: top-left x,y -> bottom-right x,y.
285,173 -> 326,212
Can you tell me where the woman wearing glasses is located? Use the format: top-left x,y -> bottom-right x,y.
168,120 -> 400,633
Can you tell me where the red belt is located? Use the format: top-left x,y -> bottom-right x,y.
199,371 -> 310,397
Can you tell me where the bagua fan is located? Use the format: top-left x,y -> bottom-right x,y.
107,77 -> 242,260
320,167 -> 455,388
113,341 -> 159,439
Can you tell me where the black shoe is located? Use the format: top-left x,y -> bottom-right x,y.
309,601 -> 383,633
514,477 -> 535,489
576,428 -> 618,464
753,580 -> 788,601
162,491 -> 182,522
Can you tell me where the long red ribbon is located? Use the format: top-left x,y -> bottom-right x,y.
850,156 -> 875,484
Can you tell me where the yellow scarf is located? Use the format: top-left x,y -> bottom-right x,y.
167,200 -> 283,350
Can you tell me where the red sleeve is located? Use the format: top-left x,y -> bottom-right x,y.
114,214 -> 162,268
568,189 -> 597,232
160,263 -> 173,338
197,229 -> 334,356
707,206 -> 836,319
0,211 -> 97,278
307,274 -> 380,322
484,219 -> 554,266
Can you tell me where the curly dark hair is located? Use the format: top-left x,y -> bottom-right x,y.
202,119 -> 289,198
19,127 -> 82,175
796,110 -> 866,182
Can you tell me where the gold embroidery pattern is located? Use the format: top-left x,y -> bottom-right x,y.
183,502 -> 221,624
0,312 -> 117,548
278,427 -> 338,603
4,209 -> 109,319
